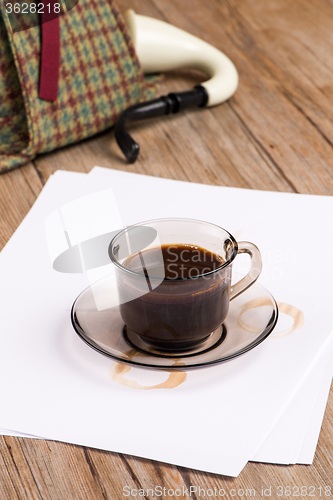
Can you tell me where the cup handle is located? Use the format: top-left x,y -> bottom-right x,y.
230,242 -> 262,301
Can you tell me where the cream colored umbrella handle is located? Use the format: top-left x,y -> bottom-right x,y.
125,10 -> 238,107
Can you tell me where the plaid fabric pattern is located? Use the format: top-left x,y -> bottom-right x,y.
0,13 -> 29,158
0,0 -> 161,172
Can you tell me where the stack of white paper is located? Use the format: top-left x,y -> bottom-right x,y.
0,166 -> 332,477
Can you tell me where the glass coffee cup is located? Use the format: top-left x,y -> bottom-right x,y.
109,218 -> 262,352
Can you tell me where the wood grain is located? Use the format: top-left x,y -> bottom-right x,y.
0,0 -> 332,497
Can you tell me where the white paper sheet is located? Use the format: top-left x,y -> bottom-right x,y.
85,167 -> 333,466
252,332 -> 333,464
0,168 -> 332,477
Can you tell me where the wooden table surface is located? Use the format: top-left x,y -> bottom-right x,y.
1,0 -> 332,497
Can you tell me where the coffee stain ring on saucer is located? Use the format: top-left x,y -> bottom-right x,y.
237,298 -> 304,338
272,302 -> 305,338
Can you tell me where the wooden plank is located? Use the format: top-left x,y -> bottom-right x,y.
0,162 -> 42,221
135,0 -> 333,195
0,162 -> 43,250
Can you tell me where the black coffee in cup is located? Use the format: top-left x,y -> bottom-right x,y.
118,244 -> 230,350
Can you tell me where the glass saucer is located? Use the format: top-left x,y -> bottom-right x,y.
71,273 -> 278,370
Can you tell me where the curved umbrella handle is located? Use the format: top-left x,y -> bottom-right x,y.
115,10 -> 238,163
125,10 -> 238,106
